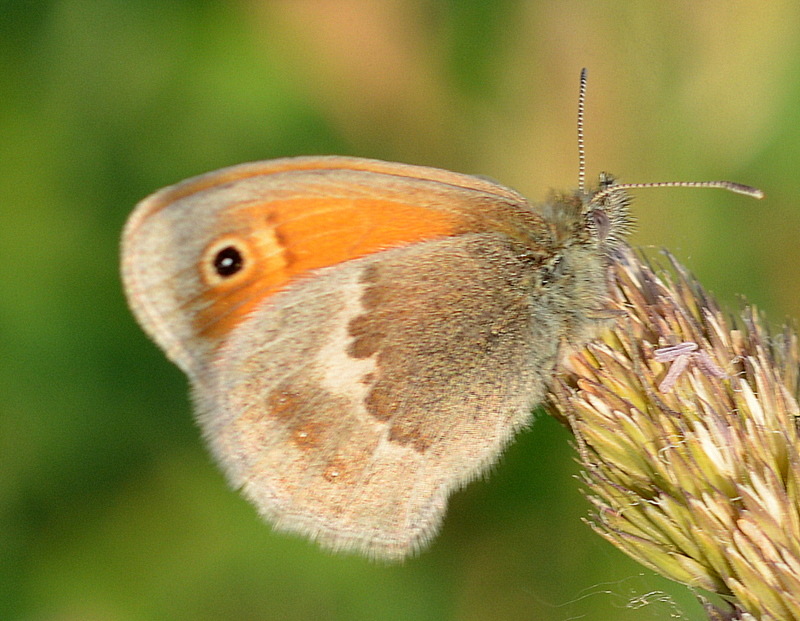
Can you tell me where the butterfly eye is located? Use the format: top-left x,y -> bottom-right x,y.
589,208 -> 611,241
213,245 -> 244,277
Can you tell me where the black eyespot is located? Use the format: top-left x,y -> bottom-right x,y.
213,245 -> 244,277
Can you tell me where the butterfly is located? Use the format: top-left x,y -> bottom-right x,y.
121,70 -> 761,560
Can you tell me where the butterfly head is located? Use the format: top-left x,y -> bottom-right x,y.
581,171 -> 634,253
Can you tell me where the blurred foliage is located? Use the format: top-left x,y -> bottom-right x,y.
2,1 -> 799,620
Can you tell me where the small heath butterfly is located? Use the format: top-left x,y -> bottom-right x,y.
121,70 -> 761,560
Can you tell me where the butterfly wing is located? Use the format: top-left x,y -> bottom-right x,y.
122,156 -> 539,376
121,156 -> 555,559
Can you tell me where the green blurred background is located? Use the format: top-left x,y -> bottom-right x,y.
3,1 -> 799,620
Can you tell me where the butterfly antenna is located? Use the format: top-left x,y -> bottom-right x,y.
576,68 -> 763,205
578,68 -> 588,195
593,179 -> 764,204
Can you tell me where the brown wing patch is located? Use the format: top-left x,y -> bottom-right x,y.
346,235 -> 549,455
238,372 -> 382,486
260,378 -> 341,456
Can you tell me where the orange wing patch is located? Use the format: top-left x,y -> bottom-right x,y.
194,197 -> 463,340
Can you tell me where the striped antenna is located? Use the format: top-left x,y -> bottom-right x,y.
577,68 -> 588,195
592,180 -> 764,204
575,69 -> 764,204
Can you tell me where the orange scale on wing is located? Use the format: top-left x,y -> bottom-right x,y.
193,197 -> 465,340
